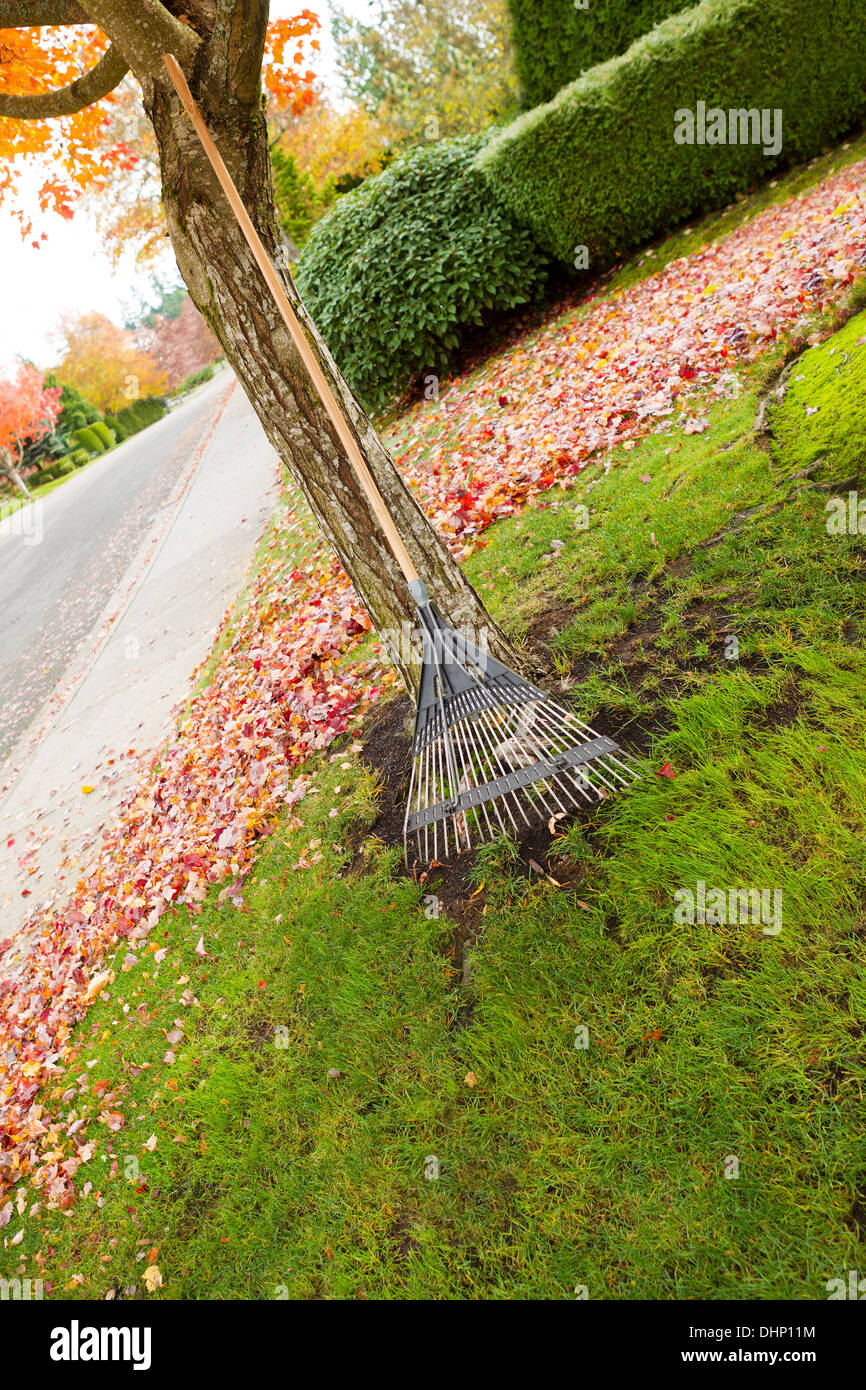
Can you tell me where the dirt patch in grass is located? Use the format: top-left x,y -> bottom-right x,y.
846,1186 -> 866,1240
525,594 -> 581,659
352,684 -> 643,898
351,693 -> 413,854
526,558 -> 768,706
752,676 -> 808,731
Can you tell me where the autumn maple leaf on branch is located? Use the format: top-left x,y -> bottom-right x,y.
0,18 -> 121,234
0,6 -> 321,252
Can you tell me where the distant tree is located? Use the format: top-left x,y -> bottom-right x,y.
0,364 -> 61,496
271,94 -> 397,188
135,295 -> 222,391
331,0 -> 518,141
271,145 -> 321,249
55,312 -> 168,414
269,97 -> 400,252
123,279 -> 188,331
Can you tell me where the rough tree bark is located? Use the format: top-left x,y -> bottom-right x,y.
3,0 -> 518,693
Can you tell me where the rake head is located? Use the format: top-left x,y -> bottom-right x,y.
403,584 -> 641,865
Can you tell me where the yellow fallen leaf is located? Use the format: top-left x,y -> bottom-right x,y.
84,970 -> 111,1003
143,1264 -> 162,1294
464,1072 -> 478,1088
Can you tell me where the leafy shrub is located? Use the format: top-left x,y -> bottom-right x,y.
34,447 -> 89,484
174,365 -> 215,396
21,427 -> 66,472
135,397 -> 168,427
271,146 -> 325,249
104,410 -> 133,439
507,0 -> 692,106
480,0 -> 866,265
72,425 -> 105,455
106,396 -> 168,437
47,378 -> 101,437
90,421 -> 115,449
296,134 -> 549,410
32,462 -> 63,485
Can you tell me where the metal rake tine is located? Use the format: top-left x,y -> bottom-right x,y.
463,712 -> 519,836
403,588 -> 640,865
474,705 -> 536,827
502,703 -> 596,814
532,702 -> 637,786
530,704 -> 629,791
452,716 -> 498,841
488,721 -> 563,824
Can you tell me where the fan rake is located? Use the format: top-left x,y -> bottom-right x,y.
404,583 -> 640,864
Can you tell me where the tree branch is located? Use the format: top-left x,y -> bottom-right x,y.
0,2 -> 90,25
78,0 -> 200,77
205,0 -> 267,105
0,42 -> 127,117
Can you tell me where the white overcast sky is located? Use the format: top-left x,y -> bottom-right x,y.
0,1 -> 375,371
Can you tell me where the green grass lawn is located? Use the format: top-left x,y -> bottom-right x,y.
7,293 -> 865,1301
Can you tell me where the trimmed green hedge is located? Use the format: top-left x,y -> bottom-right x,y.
296,134 -> 549,409
481,0 -> 866,266
105,397 -> 168,438
507,0 -> 692,107
72,426 -> 106,455
90,421 -> 115,449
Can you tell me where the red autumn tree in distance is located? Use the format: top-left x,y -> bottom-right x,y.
0,363 -> 61,497
136,295 -> 222,392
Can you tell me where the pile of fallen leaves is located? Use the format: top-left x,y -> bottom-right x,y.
1,156 -> 865,1221
390,161 -> 866,559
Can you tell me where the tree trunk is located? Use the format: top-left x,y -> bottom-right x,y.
0,451 -> 30,499
142,61 -> 517,695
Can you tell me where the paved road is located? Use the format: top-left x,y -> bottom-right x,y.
0,370 -> 281,944
0,372 -> 239,762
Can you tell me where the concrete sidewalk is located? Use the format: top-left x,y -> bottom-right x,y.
0,373 -> 281,948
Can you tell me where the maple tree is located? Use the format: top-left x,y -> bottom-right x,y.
134,293 -> 222,391
55,310 -> 168,413
0,361 -> 61,495
272,94 -> 397,194
0,16 -> 126,235
0,0 -> 512,690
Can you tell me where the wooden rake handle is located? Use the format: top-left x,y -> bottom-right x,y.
162,52 -> 420,587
